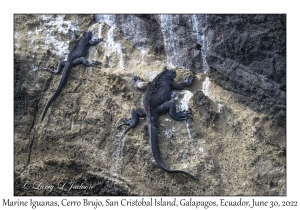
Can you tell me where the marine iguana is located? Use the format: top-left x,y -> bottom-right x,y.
41,31 -> 102,122
118,67 -> 197,178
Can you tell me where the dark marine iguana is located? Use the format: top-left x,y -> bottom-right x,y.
41,31 -> 103,122
118,67 -> 197,178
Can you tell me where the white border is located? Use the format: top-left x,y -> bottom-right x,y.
2,0 -> 299,209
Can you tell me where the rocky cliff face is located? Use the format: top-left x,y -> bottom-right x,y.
14,14 -> 286,196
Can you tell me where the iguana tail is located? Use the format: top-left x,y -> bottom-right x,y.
41,64 -> 72,122
149,122 -> 198,179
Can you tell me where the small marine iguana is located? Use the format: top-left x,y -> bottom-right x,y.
118,67 -> 197,178
41,31 -> 103,122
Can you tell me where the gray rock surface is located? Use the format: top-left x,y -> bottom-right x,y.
205,14 -> 286,122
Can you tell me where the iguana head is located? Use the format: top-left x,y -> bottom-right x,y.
83,31 -> 93,38
162,67 -> 177,80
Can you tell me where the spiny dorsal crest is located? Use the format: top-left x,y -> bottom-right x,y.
147,67 -> 169,114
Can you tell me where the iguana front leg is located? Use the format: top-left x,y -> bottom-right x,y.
72,57 -> 102,67
172,75 -> 195,90
89,36 -> 103,45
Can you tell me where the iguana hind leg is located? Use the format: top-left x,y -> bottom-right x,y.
158,101 -> 192,121
118,108 -> 146,134
45,61 -> 67,74
72,57 -> 102,67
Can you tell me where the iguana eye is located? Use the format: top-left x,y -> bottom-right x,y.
170,70 -> 176,78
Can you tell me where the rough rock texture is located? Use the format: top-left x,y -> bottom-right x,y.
205,15 -> 286,124
111,14 -> 208,73
14,14 -> 286,196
